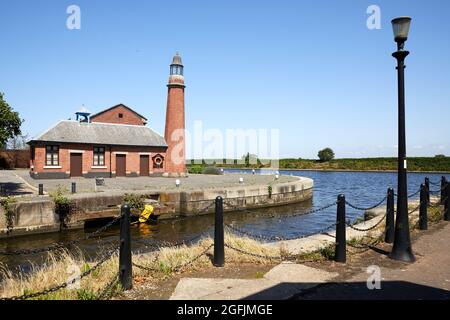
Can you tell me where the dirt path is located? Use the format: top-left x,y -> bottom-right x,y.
295,221 -> 450,300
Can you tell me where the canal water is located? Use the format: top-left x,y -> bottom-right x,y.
1,170 -> 448,274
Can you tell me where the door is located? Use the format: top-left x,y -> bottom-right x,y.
116,154 -> 126,177
140,155 -> 149,176
70,153 -> 83,177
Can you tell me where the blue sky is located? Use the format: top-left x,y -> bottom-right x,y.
1,0 -> 449,159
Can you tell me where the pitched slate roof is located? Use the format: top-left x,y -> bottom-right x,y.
28,120 -> 167,147
89,104 -> 148,121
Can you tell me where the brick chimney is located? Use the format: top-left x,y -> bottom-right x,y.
164,53 -> 186,175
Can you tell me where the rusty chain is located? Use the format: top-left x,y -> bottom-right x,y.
408,203 -> 421,215
344,196 -> 387,211
224,221 -> 336,242
97,272 -> 120,300
0,246 -> 119,300
345,213 -> 387,232
0,214 -> 122,256
132,244 -> 213,273
224,200 -> 337,220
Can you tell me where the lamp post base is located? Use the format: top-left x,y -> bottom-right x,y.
389,247 -> 415,263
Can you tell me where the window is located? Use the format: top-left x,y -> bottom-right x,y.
46,145 -> 59,166
93,147 -> 105,166
118,113 -> 123,118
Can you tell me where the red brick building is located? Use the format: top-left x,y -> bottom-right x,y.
28,54 -> 186,179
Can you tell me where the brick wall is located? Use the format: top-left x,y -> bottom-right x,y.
0,150 -> 30,169
90,105 -> 147,126
30,143 -> 167,179
164,86 -> 186,173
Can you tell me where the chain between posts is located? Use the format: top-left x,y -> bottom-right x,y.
224,243 -> 285,261
132,229 -> 211,254
345,213 -> 387,232
344,196 -> 387,211
429,198 -> 445,208
0,246 -> 119,300
346,237 -> 383,252
223,200 -> 337,219
394,188 -> 421,198
0,214 -> 123,256
97,272 -> 120,300
408,203 -> 421,215
224,221 -> 336,242
132,244 -> 213,273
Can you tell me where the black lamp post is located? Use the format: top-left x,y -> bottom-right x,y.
389,16 -> 415,262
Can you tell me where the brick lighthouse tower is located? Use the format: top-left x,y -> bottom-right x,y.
164,53 -> 186,176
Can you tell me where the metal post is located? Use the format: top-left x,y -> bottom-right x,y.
38,184 -> 44,195
385,188 -> 395,243
119,204 -> 132,290
390,42 -> 415,262
445,183 -> 450,222
334,194 -> 346,263
71,182 -> 76,194
419,184 -> 428,230
213,196 -> 225,267
425,177 -> 430,204
441,176 -> 447,205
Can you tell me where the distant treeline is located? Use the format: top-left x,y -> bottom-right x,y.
187,157 -> 450,173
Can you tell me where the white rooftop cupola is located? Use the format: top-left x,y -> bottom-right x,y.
75,105 -> 91,122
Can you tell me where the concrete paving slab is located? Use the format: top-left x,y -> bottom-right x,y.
170,263 -> 338,300
263,262 -> 338,283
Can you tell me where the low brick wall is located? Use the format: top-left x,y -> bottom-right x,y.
0,150 -> 29,169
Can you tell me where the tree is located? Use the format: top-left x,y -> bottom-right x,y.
434,154 -> 446,158
242,152 -> 258,167
0,93 -> 22,149
318,148 -> 335,162
7,133 -> 30,150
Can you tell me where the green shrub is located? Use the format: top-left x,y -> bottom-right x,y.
187,164 -> 203,174
319,244 -> 335,260
76,289 -> 97,300
0,196 -> 16,234
49,186 -> 72,228
123,193 -> 145,211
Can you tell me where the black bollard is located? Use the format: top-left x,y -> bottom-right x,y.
424,177 -> 430,204
38,184 -> 44,195
334,194 -> 346,263
119,204 -> 132,290
445,183 -> 450,222
71,182 -> 76,194
213,196 -> 225,267
419,184 -> 428,230
385,188 -> 395,243
441,176 -> 447,205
